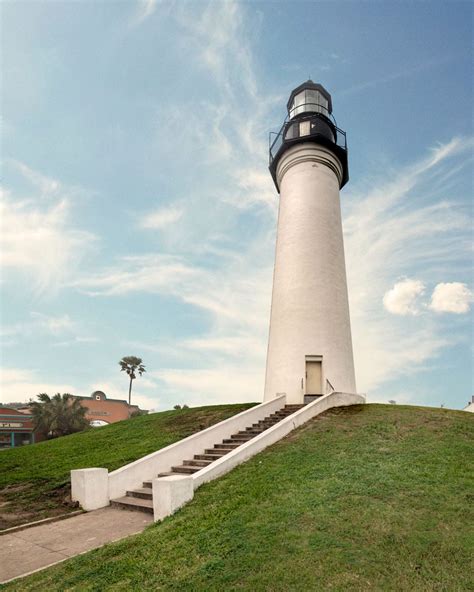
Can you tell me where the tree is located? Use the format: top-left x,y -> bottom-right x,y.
30,393 -> 89,439
119,356 -> 146,406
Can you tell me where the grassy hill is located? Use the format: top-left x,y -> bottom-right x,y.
0,403 -> 254,529
2,403 -> 472,591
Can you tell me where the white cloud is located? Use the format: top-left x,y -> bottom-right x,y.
339,55 -> 458,97
0,368 -> 77,404
75,249 -> 272,333
29,312 -> 76,335
152,366 -> 262,407
53,336 -> 100,348
139,205 -> 183,229
1,313 -> 100,351
429,282 -> 472,314
131,0 -> 158,25
383,279 -> 426,315
2,312 -> 75,339
177,1 -> 258,100
73,254 -> 200,297
1,161 -> 97,294
7,159 -> 61,197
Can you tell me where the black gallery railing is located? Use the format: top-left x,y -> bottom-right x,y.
269,110 -> 347,167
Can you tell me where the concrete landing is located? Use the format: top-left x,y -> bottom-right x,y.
0,507 -> 153,584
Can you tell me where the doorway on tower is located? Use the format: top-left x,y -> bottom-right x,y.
304,356 -> 323,404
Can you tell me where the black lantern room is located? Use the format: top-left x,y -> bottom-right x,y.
269,80 -> 349,191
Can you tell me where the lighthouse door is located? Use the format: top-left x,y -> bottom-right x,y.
306,361 -> 322,395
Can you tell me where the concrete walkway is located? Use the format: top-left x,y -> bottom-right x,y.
0,507 -> 153,584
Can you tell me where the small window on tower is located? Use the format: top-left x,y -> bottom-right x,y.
285,123 -> 298,140
96,395 -> 101,400
299,121 -> 311,136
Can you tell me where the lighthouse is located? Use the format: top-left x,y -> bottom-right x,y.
264,81 -> 356,404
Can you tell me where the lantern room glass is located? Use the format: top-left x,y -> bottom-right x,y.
289,89 -> 329,119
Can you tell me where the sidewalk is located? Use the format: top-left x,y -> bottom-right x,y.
0,507 -> 153,584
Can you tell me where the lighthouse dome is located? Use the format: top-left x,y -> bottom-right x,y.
287,80 -> 332,119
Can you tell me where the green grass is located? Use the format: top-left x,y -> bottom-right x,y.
0,403 -> 254,529
3,403 -> 473,591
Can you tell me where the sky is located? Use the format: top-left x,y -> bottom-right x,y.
1,0 -> 472,412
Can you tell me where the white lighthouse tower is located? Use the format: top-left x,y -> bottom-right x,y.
264,81 -> 356,404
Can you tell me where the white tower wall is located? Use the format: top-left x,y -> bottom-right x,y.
264,143 -> 356,403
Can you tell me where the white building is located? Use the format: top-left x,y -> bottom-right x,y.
264,81 -> 356,404
463,396 -> 474,412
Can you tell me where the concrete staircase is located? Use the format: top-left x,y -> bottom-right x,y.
110,404 -> 304,514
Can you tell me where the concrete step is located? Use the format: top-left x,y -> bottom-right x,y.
110,496 -> 154,514
214,443 -> 240,449
232,432 -> 255,438
157,471 -> 176,477
183,459 -> 213,467
204,448 -> 233,455
228,435 -> 253,441
143,480 -> 152,488
171,465 -> 201,474
195,453 -> 225,461
126,488 -> 153,500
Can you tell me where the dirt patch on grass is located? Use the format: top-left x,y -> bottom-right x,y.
0,482 -> 78,530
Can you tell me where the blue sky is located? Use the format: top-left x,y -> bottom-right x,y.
1,0 -> 472,411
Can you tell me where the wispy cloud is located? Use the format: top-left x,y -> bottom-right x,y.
1,312 -> 99,350
151,366 -> 262,407
1,161 -> 97,294
338,55 -> 458,97
7,159 -> 62,197
1,312 -> 75,339
52,336 -> 100,348
131,0 -> 158,26
139,205 -> 183,229
0,368 -> 78,404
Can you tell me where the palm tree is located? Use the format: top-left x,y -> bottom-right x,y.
31,393 -> 89,439
119,356 -> 146,406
